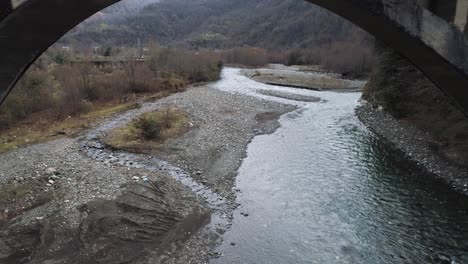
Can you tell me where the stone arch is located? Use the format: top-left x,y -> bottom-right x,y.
1,0 -> 468,114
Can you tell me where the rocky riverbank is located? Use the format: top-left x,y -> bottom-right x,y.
356,104 -> 468,195
0,79 -> 294,263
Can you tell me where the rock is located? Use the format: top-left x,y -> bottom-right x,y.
196,171 -> 202,175
436,253 -> 452,263
215,228 -> 226,234
230,242 -> 236,246
48,180 -> 55,185
132,176 -> 140,181
209,252 -> 223,258
45,168 -> 58,175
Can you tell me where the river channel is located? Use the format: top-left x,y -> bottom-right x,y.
211,68 -> 468,264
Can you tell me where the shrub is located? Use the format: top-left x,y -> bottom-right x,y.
284,30 -> 376,76
0,44 -> 221,131
53,65 -> 90,117
221,47 -> 269,67
0,65 -> 56,129
161,107 -> 173,129
286,49 -> 304,66
134,114 -> 161,140
50,51 -> 70,65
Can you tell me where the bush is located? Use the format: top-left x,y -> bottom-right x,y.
0,44 -> 222,131
161,107 -> 174,129
221,47 -> 269,67
53,65 -> 90,117
134,114 -> 161,140
0,65 -> 56,129
284,30 -> 376,76
286,49 -> 305,66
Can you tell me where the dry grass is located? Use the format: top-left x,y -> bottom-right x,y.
246,68 -> 355,90
104,107 -> 189,153
0,101 -> 139,153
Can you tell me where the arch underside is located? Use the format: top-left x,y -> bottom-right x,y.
0,0 -> 468,115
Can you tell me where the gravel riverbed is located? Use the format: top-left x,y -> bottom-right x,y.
356,104 -> 468,195
242,64 -> 366,91
149,86 -> 296,201
0,80 -> 294,263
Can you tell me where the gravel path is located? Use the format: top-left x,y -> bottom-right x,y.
356,104 -> 468,195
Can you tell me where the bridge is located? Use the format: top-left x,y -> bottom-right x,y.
0,0 -> 468,115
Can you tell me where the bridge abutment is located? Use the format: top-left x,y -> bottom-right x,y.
455,0 -> 468,35
418,0 -> 468,36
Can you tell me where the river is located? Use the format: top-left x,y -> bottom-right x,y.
211,68 -> 468,264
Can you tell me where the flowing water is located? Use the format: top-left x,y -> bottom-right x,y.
211,69 -> 468,264
77,68 -> 468,263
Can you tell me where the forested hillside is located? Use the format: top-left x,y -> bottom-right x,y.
62,0 -> 367,49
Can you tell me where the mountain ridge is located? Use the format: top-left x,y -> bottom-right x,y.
61,0 -> 366,49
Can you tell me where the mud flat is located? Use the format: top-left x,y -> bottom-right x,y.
0,80 -> 294,263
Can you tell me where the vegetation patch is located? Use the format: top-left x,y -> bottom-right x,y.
0,101 -> 139,154
0,44 -> 222,154
104,107 -> 189,152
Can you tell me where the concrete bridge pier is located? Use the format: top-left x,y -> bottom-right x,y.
0,0 -> 12,20
455,0 -> 468,37
455,0 -> 468,28
418,0 -> 468,36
